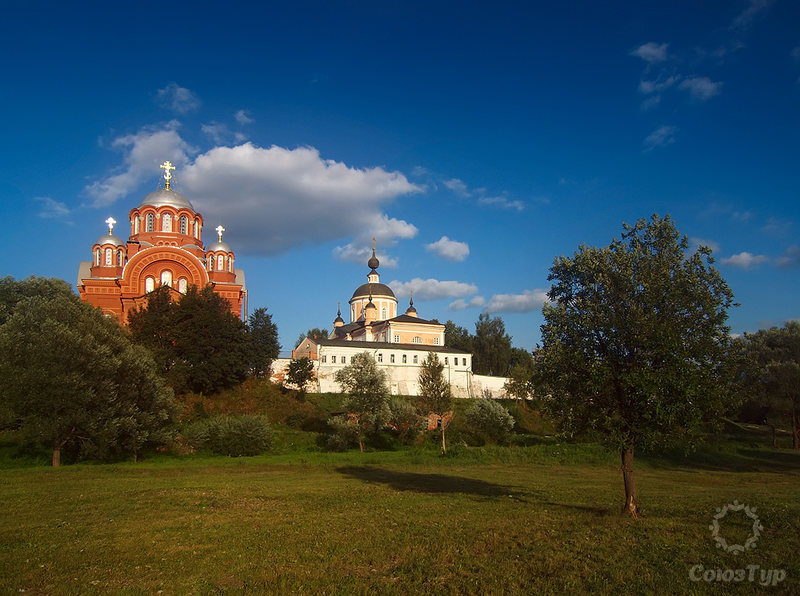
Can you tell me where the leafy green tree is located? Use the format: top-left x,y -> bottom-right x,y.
387,398 -> 425,445
0,292 -> 176,466
465,399 -> 515,444
534,215 -> 736,516
417,352 -> 454,453
739,322 -> 800,449
444,320 -> 473,353
248,307 -> 280,377
287,357 -> 315,395
504,347 -> 537,400
335,352 -> 390,452
128,285 -> 250,394
473,313 -> 513,376
294,328 -> 330,348
0,275 -> 75,325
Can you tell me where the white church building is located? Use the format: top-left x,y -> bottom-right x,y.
275,241 -> 508,398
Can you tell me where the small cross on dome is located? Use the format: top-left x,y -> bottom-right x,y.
216,225 -> 225,241
105,217 -> 116,234
160,161 -> 175,190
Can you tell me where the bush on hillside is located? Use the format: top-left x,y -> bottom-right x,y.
185,414 -> 273,456
464,399 -> 515,445
387,398 -> 426,445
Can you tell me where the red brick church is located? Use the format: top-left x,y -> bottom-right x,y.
77,161 -> 246,323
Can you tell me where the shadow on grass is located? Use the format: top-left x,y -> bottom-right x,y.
336,465 -> 528,501
641,448 -> 800,474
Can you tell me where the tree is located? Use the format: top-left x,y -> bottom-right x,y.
465,399 -> 515,444
444,320 -> 473,354
504,347 -> 537,400
417,352 -> 454,453
128,285 -> 251,394
473,313 -> 513,376
534,215 -> 736,516
248,307 -> 280,377
286,357 -> 315,396
0,275 -> 75,325
739,322 -> 800,449
294,328 -> 329,348
335,352 -> 390,452
0,291 -> 176,466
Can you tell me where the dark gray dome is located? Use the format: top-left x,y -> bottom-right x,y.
139,188 -> 194,210
351,282 -> 396,301
95,234 -> 124,247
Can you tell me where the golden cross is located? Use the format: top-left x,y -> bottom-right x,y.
216,225 -> 225,241
105,217 -> 116,234
160,161 -> 175,190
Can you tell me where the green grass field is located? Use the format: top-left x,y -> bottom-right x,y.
2,444 -> 798,595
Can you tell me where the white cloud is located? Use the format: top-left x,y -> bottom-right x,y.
234,109 -> 254,125
761,217 -> 792,236
678,76 -> 722,101
447,296 -> 486,311
333,243 -> 400,268
689,237 -> 721,254
776,245 -> 800,268
486,289 -> 549,313
731,0 -> 772,30
201,122 -> 230,144
722,252 -> 769,269
85,123 -> 195,206
426,236 -> 470,261
630,42 -> 669,64
388,278 -> 478,300
34,196 -> 70,219
181,143 -> 421,255
443,178 -> 471,197
156,83 -> 200,114
478,195 -> 525,211
638,75 -> 679,95
643,125 -> 677,152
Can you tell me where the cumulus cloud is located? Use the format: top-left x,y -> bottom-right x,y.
443,178 -> 471,197
485,289 -> 549,313
638,76 -> 679,95
181,143 -> 421,255
234,109 -> 254,125
426,236 -> 470,261
722,252 -> 770,269
201,122 -> 247,145
447,296 -> 486,311
643,125 -> 677,152
678,76 -> 722,101
333,243 -> 400,268
761,217 -> 792,236
630,42 -> 669,63
776,245 -> 800,268
156,83 -> 201,114
34,196 -> 70,220
85,123 -> 195,206
388,278 -> 478,301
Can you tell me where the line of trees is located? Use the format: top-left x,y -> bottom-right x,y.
445,314 -> 534,377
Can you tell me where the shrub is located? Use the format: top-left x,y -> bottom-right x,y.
387,398 -> 426,445
464,399 -> 515,444
185,414 -> 273,456
325,415 -> 359,452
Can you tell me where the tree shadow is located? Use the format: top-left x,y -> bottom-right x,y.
336,466 -> 528,501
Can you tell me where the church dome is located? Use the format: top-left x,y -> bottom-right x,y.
139,188 -> 194,210
207,241 -> 232,253
96,233 -> 124,247
351,282 -> 396,300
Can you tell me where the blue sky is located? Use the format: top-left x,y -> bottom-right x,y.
1,1 -> 798,351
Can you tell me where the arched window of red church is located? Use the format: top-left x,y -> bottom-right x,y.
162,214 -> 172,232
133,216 -> 140,235
178,278 -> 187,294
207,256 -> 213,270
117,250 -> 123,267
145,277 -> 155,293
161,270 -> 172,287
217,255 -> 224,271
180,215 -> 188,235
105,248 -> 113,266
146,213 -> 154,232
95,249 -> 101,266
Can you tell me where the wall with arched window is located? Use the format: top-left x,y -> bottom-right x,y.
145,213 -> 155,232
145,277 -> 155,293
162,214 -> 172,232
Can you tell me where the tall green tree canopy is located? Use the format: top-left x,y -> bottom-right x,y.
286,357 -> 315,395
473,313 -> 513,376
0,275 -> 75,325
534,215 -> 736,516
248,307 -> 281,377
335,352 -> 390,452
128,285 -> 250,394
294,328 -> 329,348
0,290 -> 176,466
739,322 -> 800,449
444,320 -> 473,353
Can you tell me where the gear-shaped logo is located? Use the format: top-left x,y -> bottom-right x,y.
709,500 -> 763,555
